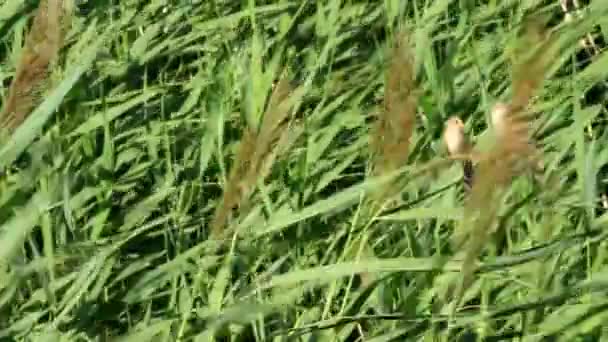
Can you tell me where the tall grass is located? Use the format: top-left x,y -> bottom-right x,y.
1,0 -> 608,340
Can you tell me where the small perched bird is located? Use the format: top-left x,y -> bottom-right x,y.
490,102 -> 544,174
490,102 -> 530,146
490,102 -> 511,140
443,117 -> 474,191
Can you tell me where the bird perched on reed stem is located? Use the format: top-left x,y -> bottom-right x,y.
443,117 -> 474,191
490,102 -> 544,174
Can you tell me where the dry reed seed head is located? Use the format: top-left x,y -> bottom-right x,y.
371,31 -> 417,177
0,0 -> 67,132
443,117 -> 467,156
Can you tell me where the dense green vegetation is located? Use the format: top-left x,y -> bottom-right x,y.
1,0 -> 608,340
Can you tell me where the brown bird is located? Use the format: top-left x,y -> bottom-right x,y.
443,117 -> 474,191
490,102 -> 531,146
490,102 -> 511,140
490,102 -> 544,174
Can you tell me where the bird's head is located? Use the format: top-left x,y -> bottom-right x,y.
443,116 -> 467,155
490,102 -> 511,137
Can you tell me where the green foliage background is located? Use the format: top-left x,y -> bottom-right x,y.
1,0 -> 608,340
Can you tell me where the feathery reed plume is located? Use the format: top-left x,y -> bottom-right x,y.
447,17 -> 558,313
210,74 -> 303,238
359,31 -> 417,288
0,0 -> 70,134
370,31 -> 417,178
443,117 -> 474,192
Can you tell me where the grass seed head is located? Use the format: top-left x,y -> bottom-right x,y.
210,73 -> 302,239
371,30 -> 417,176
0,0 -> 68,133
